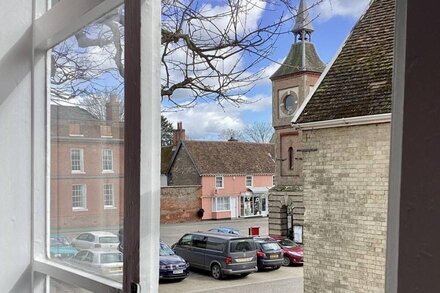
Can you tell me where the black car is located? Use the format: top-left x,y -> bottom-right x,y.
254,237 -> 283,270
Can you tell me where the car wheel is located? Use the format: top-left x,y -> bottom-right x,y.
241,273 -> 250,277
273,266 -> 281,270
282,256 -> 291,266
211,263 -> 222,280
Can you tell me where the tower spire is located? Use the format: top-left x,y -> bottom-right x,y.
293,0 -> 314,42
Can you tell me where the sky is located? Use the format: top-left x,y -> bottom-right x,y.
163,0 -> 371,140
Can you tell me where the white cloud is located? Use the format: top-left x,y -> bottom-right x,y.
163,94 -> 271,139
313,0 -> 370,20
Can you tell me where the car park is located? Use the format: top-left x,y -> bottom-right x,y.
50,234 -> 77,258
208,227 -> 240,235
71,231 -> 119,250
159,241 -> 190,280
254,237 -> 283,270
68,249 -> 123,276
173,231 -> 257,279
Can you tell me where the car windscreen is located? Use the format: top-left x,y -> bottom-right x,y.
229,239 -> 256,252
261,242 -> 281,252
100,253 -> 123,263
160,242 -> 175,256
99,236 -> 119,243
280,238 -> 298,247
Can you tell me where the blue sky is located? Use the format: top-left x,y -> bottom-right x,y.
163,0 -> 370,140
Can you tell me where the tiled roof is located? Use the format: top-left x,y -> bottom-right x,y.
51,105 -> 98,121
295,0 -> 395,123
271,42 -> 325,79
180,140 -> 275,175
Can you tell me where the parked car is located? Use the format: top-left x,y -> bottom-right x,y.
68,249 -> 123,276
253,237 -> 283,270
275,238 -> 304,266
71,231 -> 119,250
208,227 -> 240,235
159,241 -> 189,280
50,234 -> 78,258
173,231 -> 257,279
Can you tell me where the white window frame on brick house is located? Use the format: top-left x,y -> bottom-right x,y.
102,148 -> 114,172
245,175 -> 253,187
72,184 -> 87,210
215,175 -> 224,189
103,184 -> 115,208
71,148 -> 84,173
212,196 -> 230,212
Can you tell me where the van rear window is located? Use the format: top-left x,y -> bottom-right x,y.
229,239 -> 256,252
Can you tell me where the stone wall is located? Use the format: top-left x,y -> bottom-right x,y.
168,146 -> 201,186
302,123 -> 390,293
161,185 -> 202,223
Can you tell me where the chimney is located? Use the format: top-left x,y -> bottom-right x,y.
106,95 -> 119,121
173,122 -> 186,145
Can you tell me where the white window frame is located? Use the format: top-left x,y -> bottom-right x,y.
71,148 -> 84,173
72,184 -> 87,210
245,175 -> 253,187
102,149 -> 114,172
31,0 -> 161,292
103,183 -> 115,208
212,196 -> 231,212
215,175 -> 224,189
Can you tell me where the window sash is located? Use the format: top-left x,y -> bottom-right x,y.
212,197 -> 230,212
215,176 -> 224,188
71,149 -> 84,172
102,149 -> 113,171
72,184 -> 86,209
104,184 -> 115,207
246,175 -> 253,187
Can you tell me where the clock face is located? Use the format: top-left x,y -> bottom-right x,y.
282,92 -> 299,115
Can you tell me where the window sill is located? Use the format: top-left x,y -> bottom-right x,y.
72,208 -> 88,212
69,134 -> 84,137
104,206 -> 117,210
71,171 -> 86,174
102,170 -> 114,174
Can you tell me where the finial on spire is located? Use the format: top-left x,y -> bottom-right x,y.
293,0 -> 314,42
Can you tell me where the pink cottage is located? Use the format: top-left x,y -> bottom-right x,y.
167,140 -> 275,220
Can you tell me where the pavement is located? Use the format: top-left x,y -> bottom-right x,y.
159,266 -> 303,293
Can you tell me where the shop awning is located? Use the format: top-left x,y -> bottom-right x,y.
247,187 -> 269,194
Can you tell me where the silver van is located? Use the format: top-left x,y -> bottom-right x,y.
173,231 -> 257,279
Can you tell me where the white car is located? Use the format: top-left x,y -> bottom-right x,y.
71,231 -> 119,250
69,249 -> 123,276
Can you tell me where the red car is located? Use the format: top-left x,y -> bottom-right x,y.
275,238 -> 303,266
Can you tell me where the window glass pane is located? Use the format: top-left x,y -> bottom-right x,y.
49,5 -> 124,283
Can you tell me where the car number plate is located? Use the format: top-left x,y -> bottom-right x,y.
173,269 -> 184,274
270,254 -> 278,259
236,257 -> 252,263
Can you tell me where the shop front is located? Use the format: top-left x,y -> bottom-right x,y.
240,187 -> 269,217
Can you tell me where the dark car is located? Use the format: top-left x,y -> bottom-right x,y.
50,234 -> 78,259
276,238 -> 303,266
159,241 -> 190,281
173,232 -> 257,279
254,237 -> 283,270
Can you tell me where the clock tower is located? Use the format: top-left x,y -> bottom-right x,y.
269,0 -> 325,238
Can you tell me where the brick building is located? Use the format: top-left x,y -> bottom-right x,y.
50,97 -> 124,230
292,0 -> 395,292
168,140 -> 275,220
268,0 -> 325,240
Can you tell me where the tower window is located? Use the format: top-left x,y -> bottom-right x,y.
288,147 -> 294,170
